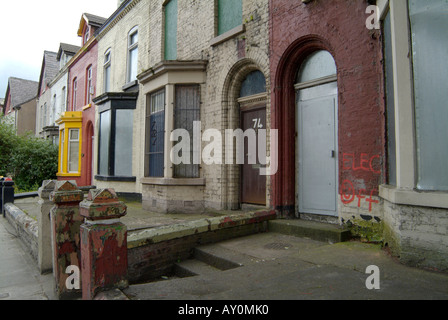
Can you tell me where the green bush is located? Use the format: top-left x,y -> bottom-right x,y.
0,117 -> 58,191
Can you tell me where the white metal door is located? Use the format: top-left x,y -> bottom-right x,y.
297,81 -> 338,217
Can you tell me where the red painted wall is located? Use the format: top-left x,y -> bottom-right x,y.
59,40 -> 98,187
68,42 -> 98,112
269,0 -> 386,216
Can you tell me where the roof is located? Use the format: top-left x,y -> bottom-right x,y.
6,77 -> 39,108
37,51 -> 59,95
78,13 -> 108,36
84,13 -> 108,27
57,43 -> 81,60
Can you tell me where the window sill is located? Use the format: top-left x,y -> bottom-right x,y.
122,80 -> 139,92
95,175 -> 136,182
210,24 -> 245,47
141,177 -> 205,186
379,184 -> 448,209
57,172 -> 81,177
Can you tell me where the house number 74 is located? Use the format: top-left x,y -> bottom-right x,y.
252,118 -> 263,129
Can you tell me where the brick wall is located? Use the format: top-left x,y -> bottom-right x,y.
269,0 -> 385,224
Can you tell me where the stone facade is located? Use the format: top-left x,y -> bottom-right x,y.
95,0 -> 271,214
94,0 -> 150,195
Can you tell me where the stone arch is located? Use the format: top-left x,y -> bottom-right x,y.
271,35 -> 338,218
220,58 -> 270,210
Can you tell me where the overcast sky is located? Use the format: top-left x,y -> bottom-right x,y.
0,0 -> 119,99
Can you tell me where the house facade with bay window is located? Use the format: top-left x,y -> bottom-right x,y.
93,0 -> 271,213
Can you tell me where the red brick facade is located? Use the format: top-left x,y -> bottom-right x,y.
269,0 -> 386,217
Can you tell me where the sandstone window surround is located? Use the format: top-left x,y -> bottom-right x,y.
138,60 -> 207,187
379,0 -> 448,209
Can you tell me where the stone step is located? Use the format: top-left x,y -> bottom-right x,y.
173,259 -> 222,277
268,219 -> 351,244
193,245 -> 252,270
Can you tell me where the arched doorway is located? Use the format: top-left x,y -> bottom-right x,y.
86,121 -> 94,186
295,50 -> 338,217
221,59 -> 269,210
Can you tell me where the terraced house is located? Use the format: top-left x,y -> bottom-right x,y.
45,0 -> 447,273
2,77 -> 38,135
93,0 -> 271,213
269,0 -> 448,272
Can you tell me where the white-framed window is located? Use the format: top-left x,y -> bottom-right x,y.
68,128 -> 80,173
104,49 -> 112,92
86,65 -> 93,105
84,26 -> 90,45
52,94 -> 56,125
127,26 -> 138,83
72,78 -> 78,110
61,86 -> 66,113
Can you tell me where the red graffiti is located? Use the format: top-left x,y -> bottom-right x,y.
342,153 -> 381,174
341,180 -> 356,205
340,180 -> 379,212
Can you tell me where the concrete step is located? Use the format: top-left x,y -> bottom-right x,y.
194,245 -> 253,270
174,259 -> 222,277
268,219 -> 351,244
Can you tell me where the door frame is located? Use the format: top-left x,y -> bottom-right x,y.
239,100 -> 267,206
295,76 -> 339,218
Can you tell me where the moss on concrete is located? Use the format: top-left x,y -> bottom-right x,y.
346,219 -> 384,244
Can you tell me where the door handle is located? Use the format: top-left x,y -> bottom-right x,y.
331,150 -> 336,158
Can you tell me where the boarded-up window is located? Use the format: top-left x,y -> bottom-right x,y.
146,89 -> 165,177
174,85 -> 200,178
240,70 -> 266,98
218,0 -> 242,35
409,0 -> 448,191
383,10 -> 396,186
165,0 -> 178,60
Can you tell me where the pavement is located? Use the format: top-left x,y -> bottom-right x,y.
123,231 -> 448,300
0,215 -> 55,300
2,197 -> 448,301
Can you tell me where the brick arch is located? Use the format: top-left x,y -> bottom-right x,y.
271,35 -> 337,218
221,58 -> 269,210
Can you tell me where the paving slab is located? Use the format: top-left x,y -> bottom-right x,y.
0,216 -> 56,300
123,232 -> 448,300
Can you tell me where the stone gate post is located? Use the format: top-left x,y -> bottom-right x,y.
37,180 -> 56,274
49,180 -> 84,300
80,188 -> 128,300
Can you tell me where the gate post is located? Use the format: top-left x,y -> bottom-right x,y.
2,179 -> 14,217
80,188 -> 128,300
37,180 -> 56,274
49,180 -> 84,300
